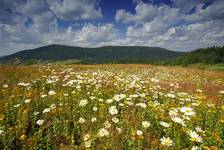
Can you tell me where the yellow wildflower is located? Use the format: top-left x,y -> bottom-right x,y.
20,134 -> 27,141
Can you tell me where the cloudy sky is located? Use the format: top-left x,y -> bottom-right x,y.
0,0 -> 224,55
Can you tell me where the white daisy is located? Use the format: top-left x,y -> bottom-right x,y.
114,94 -> 126,101
79,100 -> 88,107
104,121 -> 111,128
106,99 -> 113,103
219,90 -> 224,94
136,130 -> 143,136
14,104 -> 20,108
109,106 -> 118,115
43,108 -> 50,113
0,130 -> 4,135
116,127 -> 122,134
83,134 -> 90,142
48,90 -> 56,95
136,103 -> 147,108
112,117 -> 119,123
2,84 -> 8,88
142,121 -> 151,128
159,121 -> 171,128
98,128 -> 109,137
191,146 -> 199,150
78,118 -> 86,124
188,130 -> 203,143
91,117 -> 97,122
24,99 -> 31,104
160,136 -> 173,147
180,107 -> 195,116
36,119 -> 44,126
167,93 -> 176,98
171,117 -> 186,126
85,141 -> 91,148
93,107 -> 98,111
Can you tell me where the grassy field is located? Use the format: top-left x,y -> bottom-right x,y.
0,64 -> 224,149
186,63 -> 224,71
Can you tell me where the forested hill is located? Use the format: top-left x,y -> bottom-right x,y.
0,45 -> 184,64
1,45 -> 223,65
169,46 -> 224,66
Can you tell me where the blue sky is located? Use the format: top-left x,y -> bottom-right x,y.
0,0 -> 223,55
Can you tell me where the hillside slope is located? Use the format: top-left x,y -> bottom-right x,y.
169,46 -> 224,66
1,45 -> 184,64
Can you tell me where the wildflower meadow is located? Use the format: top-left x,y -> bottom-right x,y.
0,64 -> 224,149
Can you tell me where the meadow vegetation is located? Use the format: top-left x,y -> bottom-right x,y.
0,64 -> 224,149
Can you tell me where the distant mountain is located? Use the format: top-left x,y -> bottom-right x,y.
169,46 -> 224,66
0,45 -> 185,64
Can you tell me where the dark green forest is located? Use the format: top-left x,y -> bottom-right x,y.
165,46 -> 224,66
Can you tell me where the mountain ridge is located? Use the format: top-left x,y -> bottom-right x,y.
0,44 -> 185,64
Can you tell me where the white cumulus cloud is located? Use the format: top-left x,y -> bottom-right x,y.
46,0 -> 102,21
